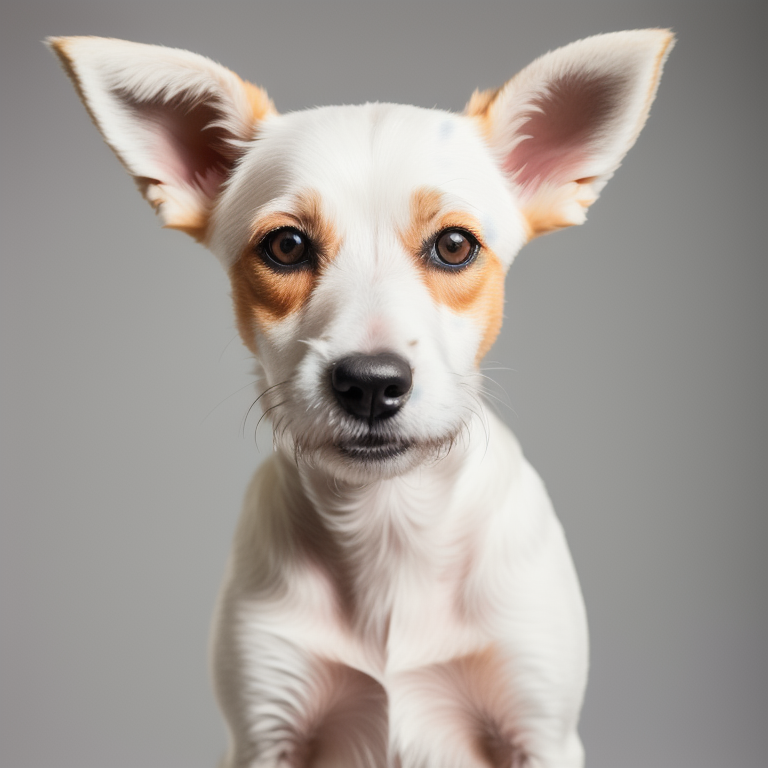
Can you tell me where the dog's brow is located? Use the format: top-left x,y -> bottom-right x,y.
401,187 -> 488,252
408,187 -> 445,238
399,187 -> 446,257
249,188 -> 338,261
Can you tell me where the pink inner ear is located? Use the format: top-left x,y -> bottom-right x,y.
504,71 -> 628,191
127,93 -> 232,198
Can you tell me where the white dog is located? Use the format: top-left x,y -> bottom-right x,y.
51,29 -> 673,767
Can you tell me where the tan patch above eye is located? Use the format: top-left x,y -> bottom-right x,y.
228,189 -> 339,353
400,187 -> 506,363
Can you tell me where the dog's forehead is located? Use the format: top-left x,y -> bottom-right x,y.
210,103 -> 524,268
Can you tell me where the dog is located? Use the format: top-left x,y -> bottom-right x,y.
50,29 -> 673,767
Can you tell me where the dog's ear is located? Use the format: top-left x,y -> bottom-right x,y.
466,30 -> 674,239
48,37 -> 276,241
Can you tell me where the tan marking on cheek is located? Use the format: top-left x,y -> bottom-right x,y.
229,190 -> 340,351
229,256 -> 313,353
400,188 -> 505,365
427,251 -> 504,364
473,252 -> 505,362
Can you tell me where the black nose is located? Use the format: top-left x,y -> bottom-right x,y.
330,353 -> 413,422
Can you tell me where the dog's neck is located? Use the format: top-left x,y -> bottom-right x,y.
285,413 -> 492,541
272,411 -> 512,636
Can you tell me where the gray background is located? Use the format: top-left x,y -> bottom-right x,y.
1,1 -> 765,767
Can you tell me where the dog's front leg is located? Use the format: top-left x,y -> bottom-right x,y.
385,452 -> 588,768
389,651 -> 583,768
210,460 -> 388,768
211,458 -> 390,768
214,594 -> 389,768
471,458 -> 588,768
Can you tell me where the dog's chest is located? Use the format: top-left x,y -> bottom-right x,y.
360,554 -> 491,675
242,531 -> 491,682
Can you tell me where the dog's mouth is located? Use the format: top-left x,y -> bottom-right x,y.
335,434 -> 413,462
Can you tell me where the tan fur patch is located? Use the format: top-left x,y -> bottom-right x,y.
399,188 -> 444,255
229,190 -> 340,352
520,180 -> 596,240
152,200 -> 210,241
637,31 -> 675,143
401,188 -> 505,363
241,78 -> 278,123
522,201 -> 570,240
464,86 -> 502,139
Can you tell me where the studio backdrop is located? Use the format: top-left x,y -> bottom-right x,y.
1,2 -> 765,767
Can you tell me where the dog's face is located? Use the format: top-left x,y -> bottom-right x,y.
50,31 -> 673,479
214,104 -> 523,478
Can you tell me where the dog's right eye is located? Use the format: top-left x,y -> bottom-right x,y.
261,228 -> 311,268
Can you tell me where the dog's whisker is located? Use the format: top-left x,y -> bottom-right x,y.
218,333 -> 244,362
253,399 -> 290,440
241,381 -> 291,438
201,379 -> 261,426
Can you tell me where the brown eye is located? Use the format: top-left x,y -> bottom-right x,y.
264,228 -> 309,266
434,229 -> 478,267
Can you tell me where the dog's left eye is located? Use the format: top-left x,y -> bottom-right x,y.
432,229 -> 479,268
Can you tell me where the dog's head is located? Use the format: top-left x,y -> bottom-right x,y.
50,31 -> 672,480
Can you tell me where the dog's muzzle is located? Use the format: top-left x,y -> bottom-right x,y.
330,353 -> 413,424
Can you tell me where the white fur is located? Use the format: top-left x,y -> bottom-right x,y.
51,29 -> 673,767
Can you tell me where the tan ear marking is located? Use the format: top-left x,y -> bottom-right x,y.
48,36 -> 278,244
48,37 -> 136,178
160,209 -> 211,242
464,86 -> 502,137
637,29 -> 675,142
466,30 -> 675,240
520,180 -> 599,240
241,78 -> 278,123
